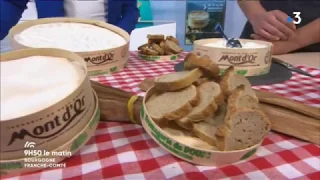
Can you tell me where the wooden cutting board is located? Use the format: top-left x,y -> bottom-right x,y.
254,90 -> 320,145
254,89 -> 320,120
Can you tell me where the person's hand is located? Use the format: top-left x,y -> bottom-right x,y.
250,10 -> 296,41
251,34 -> 297,55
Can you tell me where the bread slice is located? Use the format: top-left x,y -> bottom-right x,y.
175,116 -> 193,130
215,109 -> 271,151
193,121 -> 219,146
193,77 -> 210,86
154,68 -> 203,91
192,104 -> 227,146
188,82 -> 223,122
165,48 -> 174,55
227,85 -> 259,112
151,43 -> 165,55
183,53 -> 220,80
175,102 -> 226,131
145,85 -> 199,123
160,41 -> 166,50
166,36 -> 179,45
138,43 -> 148,50
141,47 -> 159,55
165,40 -> 183,54
207,104 -> 227,126
214,85 -> 271,151
219,66 -> 256,98
183,53 -> 198,70
216,85 -> 260,136
147,34 -> 165,44
162,122 -> 217,150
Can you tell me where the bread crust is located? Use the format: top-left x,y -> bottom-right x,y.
175,117 -> 194,130
147,34 -> 165,44
139,35 -> 183,56
193,77 -> 210,86
138,43 -> 149,50
141,47 -> 159,55
183,53 -> 220,79
146,85 -> 199,123
215,109 -> 271,151
227,85 -> 259,113
192,122 -> 218,146
151,43 -> 165,55
215,87 -> 270,150
164,102 -> 193,121
219,66 -> 257,101
154,68 -> 203,91
166,36 -> 180,45
188,100 -> 217,122
219,66 -> 235,98
165,40 -> 183,54
188,82 -> 222,122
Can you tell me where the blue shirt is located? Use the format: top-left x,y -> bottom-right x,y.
0,0 -> 140,40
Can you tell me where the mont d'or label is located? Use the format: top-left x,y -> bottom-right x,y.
0,77 -> 96,154
84,52 -> 116,66
7,96 -> 86,147
218,53 -> 258,66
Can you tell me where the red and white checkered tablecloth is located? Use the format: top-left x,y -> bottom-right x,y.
3,52 -> 320,180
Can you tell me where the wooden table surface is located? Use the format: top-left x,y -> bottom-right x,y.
274,52 -> 320,67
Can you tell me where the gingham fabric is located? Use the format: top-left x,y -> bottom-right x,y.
3,52 -> 320,180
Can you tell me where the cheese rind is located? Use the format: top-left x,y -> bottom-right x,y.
14,23 -> 126,52
0,56 -> 85,120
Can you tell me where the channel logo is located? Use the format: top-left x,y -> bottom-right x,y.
24,141 -> 36,149
287,12 -> 302,25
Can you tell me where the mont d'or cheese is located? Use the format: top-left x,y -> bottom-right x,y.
0,56 -> 85,121
14,23 -> 126,52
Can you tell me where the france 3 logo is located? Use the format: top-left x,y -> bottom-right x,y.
287,12 -> 302,25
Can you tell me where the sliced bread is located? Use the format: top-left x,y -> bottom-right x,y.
219,66 -> 256,99
193,121 -> 219,146
188,81 -> 224,122
151,43 -> 165,55
166,36 -> 180,45
183,53 -> 198,70
175,116 -> 193,130
175,104 -> 227,131
184,53 -> 220,80
147,34 -> 165,44
215,109 -> 271,151
192,104 -> 227,146
193,77 -> 211,86
227,85 -> 259,112
206,104 -> 227,127
154,68 -> 203,91
141,47 -> 159,55
145,85 -> 199,123
162,122 -> 217,150
138,43 -> 148,50
165,40 -> 183,54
